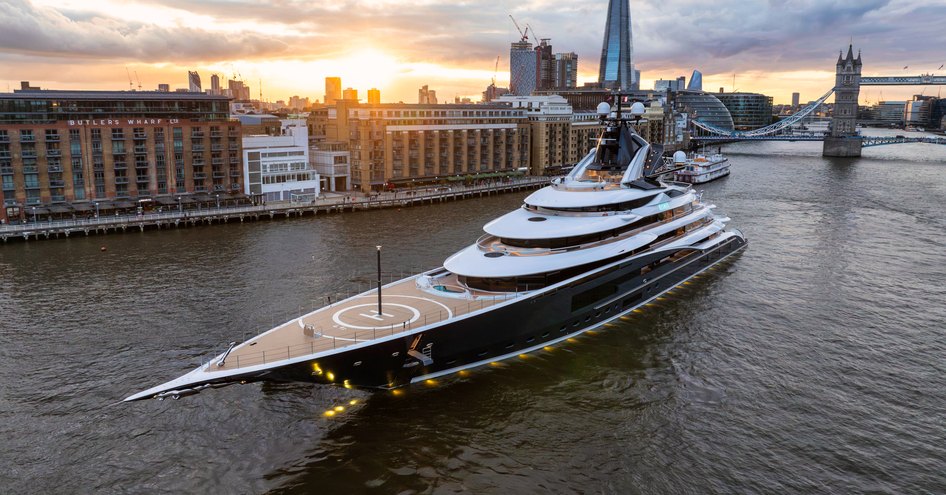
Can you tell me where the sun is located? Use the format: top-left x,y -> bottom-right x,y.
339,49 -> 400,91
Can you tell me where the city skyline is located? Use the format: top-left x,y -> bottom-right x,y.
1,0 -> 945,104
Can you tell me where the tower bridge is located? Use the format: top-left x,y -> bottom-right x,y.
689,45 -> 946,157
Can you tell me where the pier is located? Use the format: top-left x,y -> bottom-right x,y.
0,177 -> 550,243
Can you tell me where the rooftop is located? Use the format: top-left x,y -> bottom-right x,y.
4,89 -> 231,101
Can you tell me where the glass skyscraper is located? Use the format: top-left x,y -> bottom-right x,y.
598,0 -> 635,90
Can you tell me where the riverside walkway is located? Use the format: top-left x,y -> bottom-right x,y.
0,177 -> 550,243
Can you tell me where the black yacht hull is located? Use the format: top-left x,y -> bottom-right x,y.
258,235 -> 747,389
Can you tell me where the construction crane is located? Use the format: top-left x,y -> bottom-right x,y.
508,15 -> 529,42
526,23 -> 541,45
134,70 -> 142,91
492,55 -> 500,87
125,67 -> 133,90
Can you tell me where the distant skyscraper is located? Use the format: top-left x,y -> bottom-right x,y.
553,52 -> 578,90
157,83 -> 170,92
367,88 -> 381,105
791,92 -> 800,108
325,77 -> 342,104
228,79 -> 250,101
687,70 -> 703,91
510,39 -> 537,96
342,87 -> 358,100
536,39 -> 554,91
188,71 -> 202,93
418,85 -> 438,104
598,0 -> 635,91
210,74 -> 221,95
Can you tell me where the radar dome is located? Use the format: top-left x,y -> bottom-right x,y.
673,151 -> 687,164
629,102 -> 646,117
596,102 -> 611,116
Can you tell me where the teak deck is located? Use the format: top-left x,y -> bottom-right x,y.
211,273 -> 514,371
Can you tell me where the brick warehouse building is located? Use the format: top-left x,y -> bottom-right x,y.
0,86 -> 242,223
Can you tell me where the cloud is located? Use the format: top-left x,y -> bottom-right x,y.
0,0 -> 289,62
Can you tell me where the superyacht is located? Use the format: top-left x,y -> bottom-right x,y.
126,99 -> 746,401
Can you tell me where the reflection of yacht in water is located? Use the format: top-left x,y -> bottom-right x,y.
126,98 -> 747,402
672,150 -> 731,185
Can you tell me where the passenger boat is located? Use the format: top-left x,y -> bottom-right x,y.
125,98 -> 747,402
672,150 -> 731,184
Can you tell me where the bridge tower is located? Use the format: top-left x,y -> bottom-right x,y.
824,44 -> 863,157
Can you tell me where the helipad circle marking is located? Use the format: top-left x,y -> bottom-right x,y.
332,303 -> 421,330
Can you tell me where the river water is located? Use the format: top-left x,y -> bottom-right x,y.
1,130 -> 944,494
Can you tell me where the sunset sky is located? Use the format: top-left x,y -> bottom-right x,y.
1,0 -> 944,105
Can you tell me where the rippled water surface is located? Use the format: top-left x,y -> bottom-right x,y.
1,133 -> 945,493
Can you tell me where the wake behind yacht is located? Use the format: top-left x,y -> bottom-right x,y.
126,99 -> 746,402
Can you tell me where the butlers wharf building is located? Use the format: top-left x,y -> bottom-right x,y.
0,85 -> 243,224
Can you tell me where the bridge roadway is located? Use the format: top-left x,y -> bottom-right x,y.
692,134 -> 946,147
0,177 -> 550,243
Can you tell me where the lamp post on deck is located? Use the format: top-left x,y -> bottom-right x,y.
376,245 -> 383,316
374,244 -> 386,318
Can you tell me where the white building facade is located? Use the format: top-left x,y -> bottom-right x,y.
242,123 -> 321,202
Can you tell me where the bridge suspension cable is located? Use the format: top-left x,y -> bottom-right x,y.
691,87 -> 836,138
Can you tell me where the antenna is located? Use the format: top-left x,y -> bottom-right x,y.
125,67 -> 133,90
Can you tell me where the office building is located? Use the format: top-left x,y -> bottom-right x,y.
313,101 -> 532,192
228,79 -> 250,101
715,92 -> 774,130
211,74 -> 221,96
310,141 -> 351,192
324,77 -> 342,105
654,77 -> 686,92
367,88 -> 381,105
510,39 -> 537,96
792,92 -> 801,109
342,88 -> 358,101
418,85 -> 438,104
598,0 -> 636,90
495,95 -> 606,175
536,39 -> 554,91
188,71 -> 202,93
242,122 -> 320,202
157,84 -> 170,92
0,85 -> 242,223
687,70 -> 703,91
553,52 -> 578,90
675,92 -> 735,131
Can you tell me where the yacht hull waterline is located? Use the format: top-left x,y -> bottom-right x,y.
125,98 -> 746,402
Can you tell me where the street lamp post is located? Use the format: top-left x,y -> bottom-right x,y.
31,206 -> 36,223
215,194 -> 220,209
94,202 -> 99,219
177,196 -> 182,214
376,245 -> 383,316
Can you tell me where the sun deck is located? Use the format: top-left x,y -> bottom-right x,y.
209,272 -> 519,372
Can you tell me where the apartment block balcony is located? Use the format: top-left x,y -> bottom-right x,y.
0,166 -> 13,175
134,146 -> 148,154
22,151 -> 37,159
136,176 -> 150,183
0,151 -> 10,159
193,173 -> 207,180
114,177 -> 129,184
133,133 -> 147,140
47,164 -> 63,173
20,135 -> 35,142
192,145 -> 205,152
229,157 -> 239,164
211,158 -> 224,165
49,180 -> 66,188
190,132 -> 205,138
0,135 -> 9,143
135,162 -> 149,169
154,143 -> 166,152
46,149 -> 62,157
229,170 -> 241,177
210,131 -> 223,138
212,172 -> 226,179
211,144 -> 224,151
45,134 -> 60,142
194,185 -> 208,192
113,163 -> 128,170
230,183 -> 240,190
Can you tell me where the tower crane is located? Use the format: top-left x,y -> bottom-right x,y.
508,15 -> 529,42
125,67 -> 133,90
134,70 -> 142,91
492,55 -> 500,87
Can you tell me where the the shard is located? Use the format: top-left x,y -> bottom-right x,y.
597,0 -> 635,90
